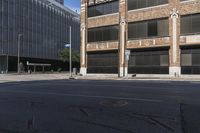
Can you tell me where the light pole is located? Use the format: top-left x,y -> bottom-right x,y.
64,26 -> 73,79
68,16 -> 79,79
69,26 -> 73,79
18,34 -> 22,74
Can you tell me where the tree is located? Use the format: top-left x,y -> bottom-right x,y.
59,48 -> 80,63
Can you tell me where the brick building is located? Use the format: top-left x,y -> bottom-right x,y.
80,0 -> 200,77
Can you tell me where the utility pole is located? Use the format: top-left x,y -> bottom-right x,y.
69,26 -> 73,78
64,26 -> 73,79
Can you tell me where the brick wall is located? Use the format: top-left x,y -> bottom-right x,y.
80,0 -> 200,75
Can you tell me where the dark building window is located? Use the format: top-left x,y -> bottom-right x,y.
128,0 -> 168,10
88,0 -> 119,17
181,46 -> 200,74
128,18 -> 169,39
87,51 -> 118,73
88,25 -> 119,42
148,21 -> 158,37
181,14 -> 200,35
128,49 -> 169,74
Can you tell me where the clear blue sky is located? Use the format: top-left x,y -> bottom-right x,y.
64,0 -> 80,13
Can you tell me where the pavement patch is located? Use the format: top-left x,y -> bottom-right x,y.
100,100 -> 128,107
180,103 -> 200,133
0,128 -> 19,133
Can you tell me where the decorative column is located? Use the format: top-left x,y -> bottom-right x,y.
119,0 -> 127,77
169,8 -> 181,77
80,0 -> 87,75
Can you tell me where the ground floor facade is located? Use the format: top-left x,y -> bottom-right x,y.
82,45 -> 200,76
0,0 -> 80,74
0,56 -> 70,74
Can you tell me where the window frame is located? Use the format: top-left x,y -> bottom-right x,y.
128,18 -> 169,40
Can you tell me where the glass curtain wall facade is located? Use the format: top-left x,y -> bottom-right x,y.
0,0 -> 80,72
55,0 -> 64,5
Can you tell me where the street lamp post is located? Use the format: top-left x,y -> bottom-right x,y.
69,26 -> 73,79
65,16 -> 78,79
65,26 -> 73,79
18,34 -> 22,74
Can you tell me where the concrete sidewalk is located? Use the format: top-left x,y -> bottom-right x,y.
77,74 -> 200,81
1,73 -> 200,83
0,73 -> 69,83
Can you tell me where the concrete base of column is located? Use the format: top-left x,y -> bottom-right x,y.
124,67 -> 128,77
119,67 -> 124,77
169,67 -> 181,77
80,67 -> 87,76
119,67 -> 128,77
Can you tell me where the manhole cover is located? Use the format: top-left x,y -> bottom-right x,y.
100,100 -> 128,107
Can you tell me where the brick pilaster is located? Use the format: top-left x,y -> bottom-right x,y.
80,0 -> 87,75
119,0 -> 127,77
169,0 -> 181,76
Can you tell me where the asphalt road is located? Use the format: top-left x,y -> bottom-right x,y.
0,80 -> 200,133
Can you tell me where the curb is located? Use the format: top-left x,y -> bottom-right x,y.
75,76 -> 200,82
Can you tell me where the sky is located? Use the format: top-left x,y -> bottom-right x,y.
64,0 -> 80,13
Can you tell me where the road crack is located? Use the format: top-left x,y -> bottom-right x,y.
180,103 -> 187,133
69,118 -> 136,133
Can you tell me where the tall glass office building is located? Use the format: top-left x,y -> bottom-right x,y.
0,0 -> 80,73
55,0 -> 64,5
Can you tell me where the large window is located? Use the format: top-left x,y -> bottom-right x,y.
88,0 -> 119,17
88,25 -> 119,42
128,0 -> 168,11
128,18 -> 169,39
128,49 -> 169,74
87,51 -> 118,73
181,47 -> 200,74
181,14 -> 200,35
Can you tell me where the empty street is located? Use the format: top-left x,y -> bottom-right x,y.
0,80 -> 200,133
